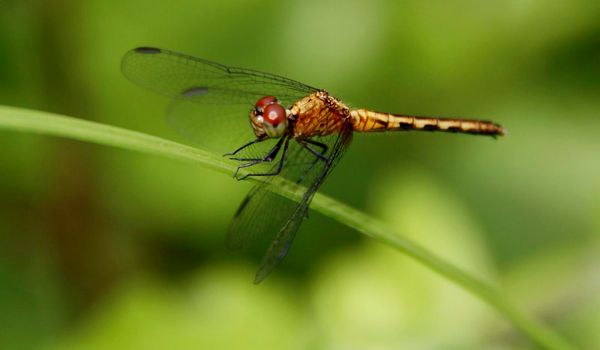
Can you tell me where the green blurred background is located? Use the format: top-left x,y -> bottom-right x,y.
1,0 -> 599,349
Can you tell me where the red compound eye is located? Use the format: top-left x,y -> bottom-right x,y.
263,103 -> 286,126
255,95 -> 277,110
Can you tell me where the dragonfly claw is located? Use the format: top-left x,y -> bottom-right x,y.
234,172 -> 249,181
232,167 -> 249,181
232,167 -> 241,179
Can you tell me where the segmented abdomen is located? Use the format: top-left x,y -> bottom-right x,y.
350,109 -> 505,137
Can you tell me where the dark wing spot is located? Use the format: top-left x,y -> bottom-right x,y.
134,47 -> 162,54
181,86 -> 209,97
399,122 -> 413,130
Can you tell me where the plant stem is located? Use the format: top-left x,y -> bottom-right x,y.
0,105 -> 577,350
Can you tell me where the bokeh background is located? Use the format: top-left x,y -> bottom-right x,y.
1,0 -> 599,349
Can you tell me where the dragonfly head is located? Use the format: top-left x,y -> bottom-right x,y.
250,96 -> 289,139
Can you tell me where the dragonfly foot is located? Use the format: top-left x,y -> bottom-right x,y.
233,167 -> 242,179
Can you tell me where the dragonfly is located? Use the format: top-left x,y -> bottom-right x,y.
121,47 -> 505,283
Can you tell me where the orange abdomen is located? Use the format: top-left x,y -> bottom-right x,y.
350,109 -> 505,137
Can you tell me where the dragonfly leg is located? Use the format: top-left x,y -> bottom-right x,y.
304,139 -> 328,156
295,139 -> 330,184
229,137 -> 284,175
302,139 -> 329,162
224,138 -> 266,157
233,137 -> 285,179
236,138 -> 290,181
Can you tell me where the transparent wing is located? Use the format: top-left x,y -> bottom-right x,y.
121,47 -> 318,153
122,47 -> 348,283
228,127 -> 353,283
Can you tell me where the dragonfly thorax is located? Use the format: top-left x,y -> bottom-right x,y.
250,95 -> 290,139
